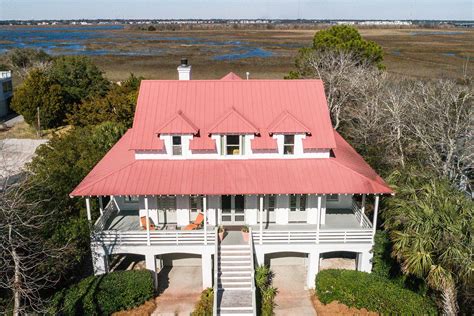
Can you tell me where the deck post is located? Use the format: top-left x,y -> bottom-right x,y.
145,196 -> 150,246
372,195 -> 379,237
99,196 -> 103,215
306,250 -> 320,289
85,197 -> 91,221
360,194 -> 366,226
203,195 -> 207,245
145,253 -> 158,291
316,195 -> 321,244
259,195 -> 263,245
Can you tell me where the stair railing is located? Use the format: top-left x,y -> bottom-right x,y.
213,226 -> 219,316
249,227 -> 257,316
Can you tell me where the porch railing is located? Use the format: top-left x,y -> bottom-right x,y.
92,230 -> 216,246
252,229 -> 373,244
352,200 -> 372,229
93,198 -> 118,231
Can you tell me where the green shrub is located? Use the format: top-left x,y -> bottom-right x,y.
255,265 -> 277,316
50,270 -> 154,315
191,288 -> 213,316
316,269 -> 436,314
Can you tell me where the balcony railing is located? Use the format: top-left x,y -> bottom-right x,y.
252,229 -> 373,244
93,230 -> 216,246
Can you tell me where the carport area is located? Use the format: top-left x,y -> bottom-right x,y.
266,252 -> 316,316
152,253 -> 204,316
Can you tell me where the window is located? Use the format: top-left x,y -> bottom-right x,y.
157,196 -> 177,210
290,195 -> 297,211
190,196 -> 202,214
124,195 -> 139,203
290,194 -> 307,211
327,194 -> 339,202
283,135 -> 295,155
2,81 -> 12,94
300,194 -> 307,211
264,195 -> 276,212
172,136 -> 182,155
222,135 -> 244,156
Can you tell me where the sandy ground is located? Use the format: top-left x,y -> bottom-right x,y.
320,258 -> 356,271
0,138 -> 48,178
151,266 -> 202,316
272,265 -> 316,316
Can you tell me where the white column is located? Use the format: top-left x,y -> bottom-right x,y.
358,250 -> 373,273
203,196 -> 208,245
360,194 -> 366,226
316,195 -> 321,243
86,197 -> 91,221
92,248 -> 108,275
259,195 -> 263,245
145,253 -> 158,291
145,196 -> 150,246
306,250 -> 320,289
99,196 -> 104,215
256,250 -> 265,266
372,195 -> 380,236
201,252 -> 212,289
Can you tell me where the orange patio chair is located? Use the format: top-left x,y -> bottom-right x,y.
183,213 -> 204,230
140,216 -> 156,230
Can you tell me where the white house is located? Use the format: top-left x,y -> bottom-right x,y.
0,71 -> 13,118
71,60 -> 393,315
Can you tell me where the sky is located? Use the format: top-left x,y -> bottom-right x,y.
0,0 -> 472,21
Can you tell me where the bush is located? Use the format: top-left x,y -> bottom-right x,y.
50,270 -> 154,315
255,265 -> 277,316
191,288 -> 213,316
316,269 -> 436,314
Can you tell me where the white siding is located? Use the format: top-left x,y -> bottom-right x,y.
176,196 -> 190,227
207,196 -> 220,226
245,195 -> 258,225
275,195 -> 289,224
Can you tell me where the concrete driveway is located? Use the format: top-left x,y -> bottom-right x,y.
152,266 -> 202,316
272,265 -> 316,316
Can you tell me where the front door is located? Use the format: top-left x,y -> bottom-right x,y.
288,194 -> 307,223
221,195 -> 246,225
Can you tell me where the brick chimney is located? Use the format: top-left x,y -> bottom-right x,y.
177,58 -> 191,80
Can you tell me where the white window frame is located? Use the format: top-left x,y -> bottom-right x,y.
327,194 -> 339,202
157,196 -> 177,211
264,195 -> 276,212
172,135 -> 182,156
124,195 -> 139,203
290,194 -> 307,211
283,135 -> 295,155
221,135 -> 245,156
190,195 -> 202,215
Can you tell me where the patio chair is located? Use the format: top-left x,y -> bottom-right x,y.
140,216 -> 156,230
183,213 -> 204,230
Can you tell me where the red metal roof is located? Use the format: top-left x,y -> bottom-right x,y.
129,80 -> 336,151
268,110 -> 311,135
251,130 -> 278,151
208,107 -> 259,135
71,129 -> 392,197
221,72 -> 243,80
155,110 -> 199,135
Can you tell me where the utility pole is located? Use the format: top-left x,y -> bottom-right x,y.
36,107 -> 41,137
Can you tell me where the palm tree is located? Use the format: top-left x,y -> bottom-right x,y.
383,169 -> 473,314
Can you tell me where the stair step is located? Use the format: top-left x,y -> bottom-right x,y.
220,274 -> 252,279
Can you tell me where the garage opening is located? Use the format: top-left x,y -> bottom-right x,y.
159,253 -> 202,294
320,251 -> 357,271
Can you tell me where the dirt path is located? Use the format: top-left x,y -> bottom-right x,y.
272,265 -> 316,316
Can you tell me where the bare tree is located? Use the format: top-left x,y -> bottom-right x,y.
0,162 -> 66,315
407,80 -> 473,191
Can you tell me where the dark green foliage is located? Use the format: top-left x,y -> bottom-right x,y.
11,55 -> 109,128
312,25 -> 384,68
191,288 -> 213,316
67,74 -> 142,128
48,56 -> 109,106
255,265 -> 277,316
11,68 -> 65,127
316,269 -> 436,314
8,48 -> 51,70
27,122 -> 126,285
50,270 -> 154,315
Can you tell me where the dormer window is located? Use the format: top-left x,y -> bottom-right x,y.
172,136 -> 182,155
283,135 -> 295,155
221,135 -> 245,156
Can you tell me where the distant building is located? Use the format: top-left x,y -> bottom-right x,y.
0,71 -> 13,118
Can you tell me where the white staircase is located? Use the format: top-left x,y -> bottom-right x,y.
216,240 -> 255,315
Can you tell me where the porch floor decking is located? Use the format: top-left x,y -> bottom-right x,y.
103,209 -> 368,232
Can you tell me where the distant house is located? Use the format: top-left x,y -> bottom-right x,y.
0,71 -> 13,118
71,60 -> 392,315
